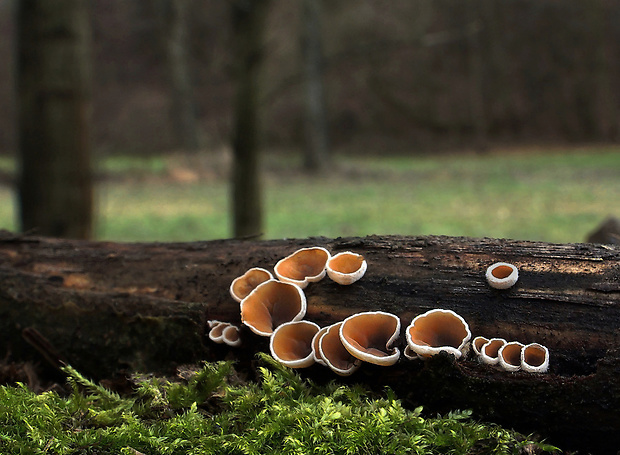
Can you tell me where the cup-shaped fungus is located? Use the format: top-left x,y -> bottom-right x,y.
479,338 -> 507,365
326,251 -> 367,285
240,279 -> 306,337
222,325 -> 242,347
472,336 -> 489,357
498,341 -> 524,372
486,262 -> 519,290
521,342 -> 549,373
405,309 -> 471,360
311,325 -> 330,366
318,322 -> 362,376
207,320 -> 229,344
230,267 -> 273,302
269,320 -> 320,368
339,311 -> 400,366
274,247 -> 331,289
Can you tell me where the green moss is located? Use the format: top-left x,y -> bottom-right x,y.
0,355 -> 560,454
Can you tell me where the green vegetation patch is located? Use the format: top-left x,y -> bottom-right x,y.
0,355 -> 559,454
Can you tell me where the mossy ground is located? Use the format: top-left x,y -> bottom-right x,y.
0,354 -> 560,454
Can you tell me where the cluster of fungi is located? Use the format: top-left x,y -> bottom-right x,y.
208,248 -> 549,375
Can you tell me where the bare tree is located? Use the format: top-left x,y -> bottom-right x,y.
16,0 -> 93,239
159,0 -> 202,151
301,0 -> 329,173
230,0 -> 270,238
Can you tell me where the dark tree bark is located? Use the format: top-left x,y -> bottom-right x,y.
16,0 -> 93,239
1,233 -> 620,453
159,0 -> 202,151
230,0 -> 270,238
301,0 -> 330,173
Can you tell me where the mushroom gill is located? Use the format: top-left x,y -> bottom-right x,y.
318,322 -> 361,376
230,267 -> 273,302
405,309 -> 471,359
339,311 -> 400,366
240,279 -> 306,337
274,247 -> 331,289
269,320 -> 320,368
326,251 -> 367,285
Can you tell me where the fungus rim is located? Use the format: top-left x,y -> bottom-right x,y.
405,308 -> 471,360
274,247 -> 331,289
326,251 -> 368,285
521,342 -> 550,373
486,262 -> 519,290
318,322 -> 362,376
480,338 -> 507,365
498,341 -> 524,372
240,279 -> 307,337
269,320 -> 320,368
230,267 -> 274,303
339,311 -> 400,366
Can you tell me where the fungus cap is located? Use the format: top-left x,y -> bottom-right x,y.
486,262 -> 519,289
240,279 -> 306,337
318,322 -> 361,376
479,338 -> 507,365
274,247 -> 331,289
326,251 -> 367,285
339,311 -> 400,366
405,309 -> 471,360
270,320 -> 320,368
498,341 -> 524,372
521,342 -> 549,373
230,267 -> 273,302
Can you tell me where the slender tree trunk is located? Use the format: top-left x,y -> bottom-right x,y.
16,0 -> 93,239
301,0 -> 329,173
230,0 -> 270,238
161,0 -> 202,151
465,1 -> 488,153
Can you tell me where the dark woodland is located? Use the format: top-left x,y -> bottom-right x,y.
0,0 -> 619,156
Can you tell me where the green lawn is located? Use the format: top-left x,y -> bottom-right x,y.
1,146 -> 619,243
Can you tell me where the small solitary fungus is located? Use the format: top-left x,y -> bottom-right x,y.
230,267 -> 273,302
498,341 -> 524,372
318,322 -> 362,376
405,309 -> 471,360
269,320 -> 320,368
240,279 -> 306,337
339,311 -> 400,366
326,251 -> 367,285
486,262 -> 519,289
479,338 -> 507,365
521,342 -> 549,373
274,247 -> 331,289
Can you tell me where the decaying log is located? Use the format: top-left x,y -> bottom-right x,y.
1,231 -> 620,453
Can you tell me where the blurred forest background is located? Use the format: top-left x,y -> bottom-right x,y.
1,0 -> 619,243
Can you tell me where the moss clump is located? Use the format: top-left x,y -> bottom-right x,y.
0,355 -> 559,454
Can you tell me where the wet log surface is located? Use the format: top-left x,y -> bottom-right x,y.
1,231 -> 620,453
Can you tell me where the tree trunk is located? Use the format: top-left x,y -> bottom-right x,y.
1,232 -> 620,453
160,0 -> 202,151
301,0 -> 329,173
16,0 -> 93,239
230,0 -> 270,238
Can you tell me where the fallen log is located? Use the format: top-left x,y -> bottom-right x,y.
1,231 -> 620,453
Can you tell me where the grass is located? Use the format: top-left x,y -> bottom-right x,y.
1,146 -> 619,243
0,355 -> 560,454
